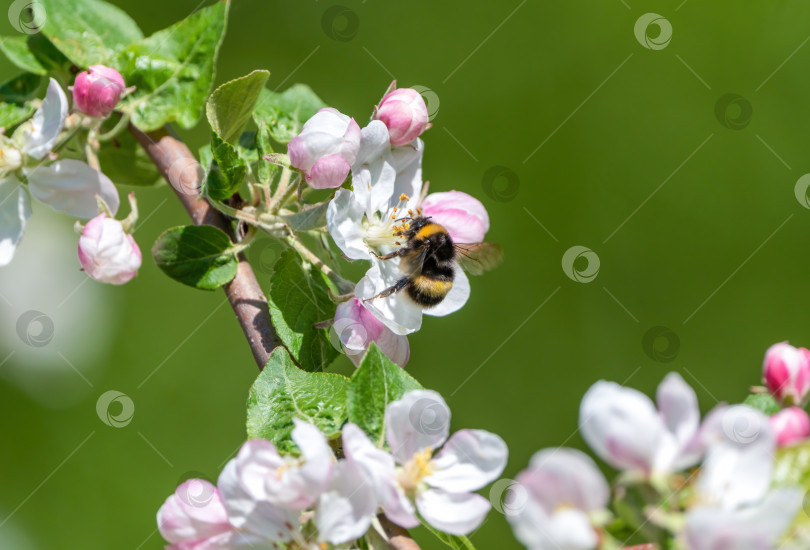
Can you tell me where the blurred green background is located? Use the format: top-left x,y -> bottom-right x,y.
3,1 -> 810,548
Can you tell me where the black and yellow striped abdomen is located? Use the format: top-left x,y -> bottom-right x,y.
406,274 -> 454,306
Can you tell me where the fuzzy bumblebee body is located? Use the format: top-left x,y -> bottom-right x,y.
365,215 -> 503,308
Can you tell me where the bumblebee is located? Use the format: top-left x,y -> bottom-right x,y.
365,216 -> 502,307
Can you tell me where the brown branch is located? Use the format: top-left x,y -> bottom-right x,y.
131,124 -> 421,550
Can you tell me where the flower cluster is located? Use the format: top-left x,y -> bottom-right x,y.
504,365 -> 806,550
287,82 -> 491,367
1,70 -> 142,285
158,390 -> 508,548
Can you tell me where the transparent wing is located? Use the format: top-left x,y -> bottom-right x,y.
398,245 -> 429,277
454,242 -> 503,275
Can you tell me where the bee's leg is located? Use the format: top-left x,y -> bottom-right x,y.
362,277 -> 409,302
371,248 -> 407,261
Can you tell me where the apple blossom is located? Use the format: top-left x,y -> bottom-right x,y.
762,342 -> 810,405
421,190 -> 490,244
287,107 -> 361,189
769,406 -> 810,448
333,297 -> 409,367
682,405 -> 803,550
78,212 -> 142,285
72,65 -> 126,118
579,372 -> 703,479
343,390 -> 508,535
374,86 -> 429,147
506,448 -> 610,550
0,79 -> 120,266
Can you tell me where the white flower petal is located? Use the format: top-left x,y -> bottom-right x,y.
21,78 -> 68,160
0,175 -> 31,266
27,159 -> 120,218
327,188 -> 370,260
355,259 -> 423,335
390,137 -> 423,209
509,500 -> 599,550
386,389 -> 450,464
315,460 -> 377,545
521,448 -> 610,514
427,429 -> 508,493
654,372 -> 702,473
579,380 -> 663,473
352,121 -> 395,217
423,264 -> 470,317
283,418 -> 333,508
374,325 -> 410,367
416,488 -> 490,536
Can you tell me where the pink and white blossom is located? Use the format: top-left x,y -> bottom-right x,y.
374,86 -> 429,147
334,297 -> 409,367
507,448 -> 610,550
343,390 -> 508,535
769,406 -> 810,448
288,107 -> 361,189
72,65 -> 126,118
78,213 -> 142,285
579,372 -> 702,478
762,342 -> 810,405
421,190 -> 489,244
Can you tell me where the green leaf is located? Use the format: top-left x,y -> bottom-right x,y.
280,201 -> 329,231
742,393 -> 781,416
97,126 -> 161,186
773,440 -> 810,546
346,344 -> 422,446
422,523 -> 478,550
202,133 -> 247,201
0,36 -> 46,75
206,70 -> 270,144
0,73 -> 42,129
39,0 -> 143,66
267,250 -> 339,372
246,347 -> 350,452
116,2 -> 228,131
255,120 -> 279,184
254,84 -> 327,144
152,225 -> 238,290
25,34 -> 73,75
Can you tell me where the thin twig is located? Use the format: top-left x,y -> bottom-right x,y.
131,124 -> 420,550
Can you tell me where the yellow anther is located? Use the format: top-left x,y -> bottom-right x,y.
399,193 -> 410,202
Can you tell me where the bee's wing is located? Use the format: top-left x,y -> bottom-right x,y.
398,245 -> 429,277
454,242 -> 503,275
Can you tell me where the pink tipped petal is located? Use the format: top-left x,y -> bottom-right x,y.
157,481 -> 232,545
375,88 -> 429,146
73,65 -> 125,118
521,448 -> 610,513
309,154 -> 351,189
386,390 -> 451,464
421,191 -> 490,244
416,489 -> 490,536
22,78 -> 68,159
427,430 -> 508,493
770,407 -> 810,447
77,214 -> 142,285
334,298 -> 409,367
27,159 -> 120,218
763,342 -> 810,403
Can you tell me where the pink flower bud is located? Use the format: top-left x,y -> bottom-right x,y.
157,479 -> 235,547
762,342 -> 810,404
334,298 -> 409,367
72,65 -> 125,118
288,108 -> 361,189
421,190 -> 490,244
374,88 -> 429,146
78,214 -> 142,285
770,407 -> 810,447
